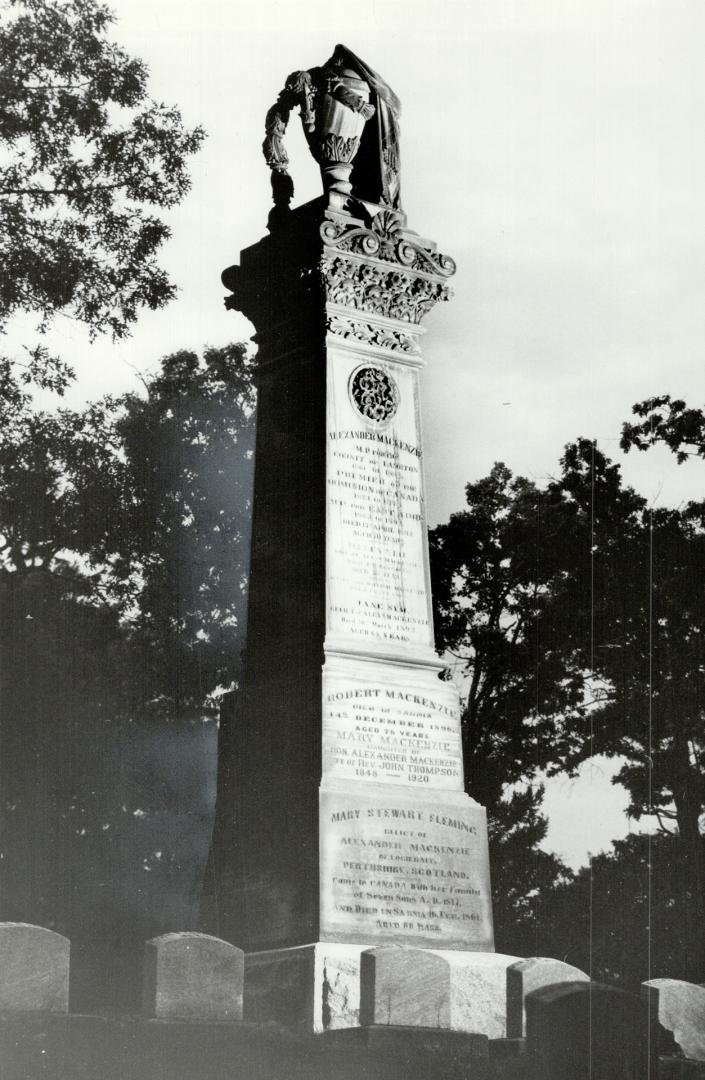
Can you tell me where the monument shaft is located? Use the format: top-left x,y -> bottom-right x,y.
216,197 -> 493,959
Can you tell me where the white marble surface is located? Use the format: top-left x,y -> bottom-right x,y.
322,654 -> 463,790
319,784 -> 493,950
326,347 -> 434,654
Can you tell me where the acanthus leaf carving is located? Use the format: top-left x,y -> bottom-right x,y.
321,254 -> 451,324
326,312 -> 421,354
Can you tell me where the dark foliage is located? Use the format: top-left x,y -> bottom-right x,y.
430,438 -> 705,975
537,833 -> 700,990
622,395 -> 705,465
0,345 -> 254,1000
0,0 -> 204,395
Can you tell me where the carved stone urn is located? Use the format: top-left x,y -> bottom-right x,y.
315,66 -> 373,195
262,44 -> 401,217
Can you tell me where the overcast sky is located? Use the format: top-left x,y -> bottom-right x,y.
10,0 -> 705,867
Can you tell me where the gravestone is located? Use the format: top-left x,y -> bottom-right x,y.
359,946 -> 450,1028
506,956 -> 589,1037
643,979 -> 705,1064
526,980 -> 647,1080
0,923 -> 69,1013
210,42 -> 495,1031
142,932 -> 244,1021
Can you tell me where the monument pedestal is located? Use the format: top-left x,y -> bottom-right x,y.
210,192 -> 496,1033
245,943 -> 519,1037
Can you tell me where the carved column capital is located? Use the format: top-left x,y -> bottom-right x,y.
222,203 -> 456,354
319,211 -> 455,326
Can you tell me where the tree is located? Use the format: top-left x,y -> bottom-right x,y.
0,0 -> 204,387
431,464 -> 579,807
622,395 -> 705,464
429,463 -> 582,947
538,833 -> 693,989
489,786 -> 573,958
0,343 -> 255,1003
430,440 -> 705,978
112,344 -> 256,710
0,399 -> 126,579
0,342 -> 256,712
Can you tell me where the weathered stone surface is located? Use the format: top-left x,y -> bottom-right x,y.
320,786 -> 493,950
0,922 -> 69,1012
142,933 -> 243,1021
526,980 -> 646,1080
445,951 -> 519,1038
262,45 -> 403,209
245,943 -> 516,1037
245,942 -> 363,1032
322,656 -> 464,791
211,74 -> 492,1012
506,956 -> 589,1037
359,946 -> 450,1028
245,944 -> 318,1027
643,978 -> 705,1063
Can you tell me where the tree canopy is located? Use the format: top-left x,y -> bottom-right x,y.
538,832 -> 694,990
0,343 -> 255,994
622,395 -> 705,465
430,435 -> 705,976
0,343 -> 256,714
0,0 -> 204,391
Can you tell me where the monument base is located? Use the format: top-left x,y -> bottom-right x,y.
244,943 -> 519,1036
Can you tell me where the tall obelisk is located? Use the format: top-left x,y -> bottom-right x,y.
211,44 -> 494,1029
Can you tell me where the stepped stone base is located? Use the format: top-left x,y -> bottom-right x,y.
244,943 -> 519,1036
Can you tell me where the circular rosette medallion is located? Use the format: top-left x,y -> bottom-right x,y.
349,365 -> 400,426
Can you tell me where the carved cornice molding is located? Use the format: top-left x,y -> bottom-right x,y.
326,311 -> 421,354
222,205 -> 456,335
319,211 -> 456,279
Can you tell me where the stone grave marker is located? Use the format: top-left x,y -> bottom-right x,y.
643,979 -> 705,1064
142,932 -> 244,1021
359,946 -> 450,1028
506,956 -> 589,1037
0,923 -> 69,1012
526,980 -> 646,1080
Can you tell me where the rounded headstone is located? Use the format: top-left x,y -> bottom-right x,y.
0,922 -> 69,1012
142,932 -> 244,1022
360,945 -> 450,1028
526,980 -> 646,1080
507,956 -> 589,1037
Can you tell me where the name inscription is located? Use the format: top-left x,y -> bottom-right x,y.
322,664 -> 463,789
327,357 -> 433,649
320,788 -> 493,949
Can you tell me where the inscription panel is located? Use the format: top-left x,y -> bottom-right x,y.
322,660 -> 463,790
320,785 -> 493,950
326,351 -> 433,650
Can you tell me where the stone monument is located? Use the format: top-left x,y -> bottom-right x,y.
211,43 -> 499,1032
